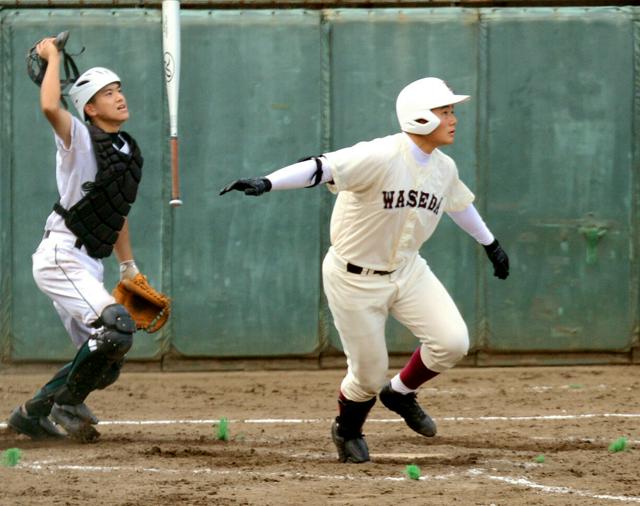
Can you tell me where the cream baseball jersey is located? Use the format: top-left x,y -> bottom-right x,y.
324,133 -> 474,271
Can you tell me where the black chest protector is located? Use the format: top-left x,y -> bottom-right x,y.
53,125 -> 143,259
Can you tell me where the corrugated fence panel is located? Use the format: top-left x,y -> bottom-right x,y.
4,10 -> 166,360
170,10 -> 324,356
484,7 -> 636,351
0,6 -> 637,363
0,8 -> 9,362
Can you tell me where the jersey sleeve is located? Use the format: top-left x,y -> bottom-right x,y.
54,116 -> 92,157
323,137 -> 393,194
444,166 -> 475,212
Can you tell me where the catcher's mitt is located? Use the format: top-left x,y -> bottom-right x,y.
113,273 -> 171,333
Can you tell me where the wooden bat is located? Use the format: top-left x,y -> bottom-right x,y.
162,0 -> 182,207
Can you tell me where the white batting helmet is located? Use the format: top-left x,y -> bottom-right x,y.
68,67 -> 121,121
396,77 -> 470,135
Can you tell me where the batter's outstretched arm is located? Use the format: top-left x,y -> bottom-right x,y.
37,38 -> 72,147
219,157 -> 332,196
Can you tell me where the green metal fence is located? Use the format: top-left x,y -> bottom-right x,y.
1,6 -> 638,366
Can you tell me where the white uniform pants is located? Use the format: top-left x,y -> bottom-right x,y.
322,247 -> 469,402
32,230 -> 116,349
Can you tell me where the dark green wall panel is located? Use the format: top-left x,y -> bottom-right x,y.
483,8 -> 635,351
0,8 -> 10,361
0,7 -> 638,362
171,11 -> 323,356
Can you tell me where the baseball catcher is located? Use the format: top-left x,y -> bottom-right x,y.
7,31 -> 169,443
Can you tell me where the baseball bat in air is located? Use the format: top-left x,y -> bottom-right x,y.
162,0 -> 182,207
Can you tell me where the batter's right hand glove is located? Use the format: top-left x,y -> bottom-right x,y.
219,177 -> 272,196
483,239 -> 509,280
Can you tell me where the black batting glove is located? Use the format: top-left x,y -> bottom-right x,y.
483,239 -> 509,280
219,177 -> 272,196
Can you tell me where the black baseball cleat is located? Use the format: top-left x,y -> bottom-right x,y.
7,406 -> 65,440
331,419 -> 370,463
379,383 -> 437,437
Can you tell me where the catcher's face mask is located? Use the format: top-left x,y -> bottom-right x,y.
26,31 -> 82,110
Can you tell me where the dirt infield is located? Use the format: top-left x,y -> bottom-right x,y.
1,365 -> 639,505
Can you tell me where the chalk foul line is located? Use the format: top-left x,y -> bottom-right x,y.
2,412 -> 640,429
11,460 -> 640,503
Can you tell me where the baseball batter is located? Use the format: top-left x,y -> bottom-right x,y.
221,77 -> 509,463
7,37 -> 145,442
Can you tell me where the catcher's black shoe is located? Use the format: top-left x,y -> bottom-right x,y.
7,406 -> 65,440
331,418 -> 370,463
379,383 -> 437,437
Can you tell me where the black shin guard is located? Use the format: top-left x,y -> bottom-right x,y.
94,359 -> 124,390
24,305 -> 134,415
24,363 -> 73,417
55,304 -> 134,405
53,341 -> 110,405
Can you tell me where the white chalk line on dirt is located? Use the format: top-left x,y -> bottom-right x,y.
2,412 -> 640,429
86,412 -> 640,425
14,459 -> 640,503
531,436 -> 640,445
468,469 -> 640,503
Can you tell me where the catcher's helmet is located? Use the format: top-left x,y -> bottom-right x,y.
68,67 -> 120,121
396,77 -> 470,135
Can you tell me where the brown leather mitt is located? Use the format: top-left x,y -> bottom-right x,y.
113,273 -> 171,333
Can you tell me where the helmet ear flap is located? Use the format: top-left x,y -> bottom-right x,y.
403,109 -> 441,135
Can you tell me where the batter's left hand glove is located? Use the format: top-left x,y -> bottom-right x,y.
219,177 -> 272,196
113,273 -> 171,333
483,239 -> 509,280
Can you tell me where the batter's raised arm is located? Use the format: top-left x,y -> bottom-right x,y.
36,38 -> 72,147
219,157 -> 332,196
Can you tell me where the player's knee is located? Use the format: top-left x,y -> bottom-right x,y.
94,304 -> 135,360
358,375 -> 387,397
351,363 -> 388,398
442,325 -> 470,365
96,303 -> 135,332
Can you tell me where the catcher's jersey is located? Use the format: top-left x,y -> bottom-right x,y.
45,116 -> 130,234
324,133 -> 474,272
